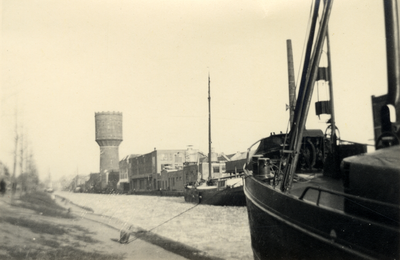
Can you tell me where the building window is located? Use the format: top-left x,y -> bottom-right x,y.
213,166 -> 220,173
161,164 -> 173,171
160,153 -> 173,161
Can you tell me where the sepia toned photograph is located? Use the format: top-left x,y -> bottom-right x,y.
1,0 -> 399,259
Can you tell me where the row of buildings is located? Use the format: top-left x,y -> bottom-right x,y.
67,111 -> 248,193
70,146 -> 247,193
118,146 -> 237,193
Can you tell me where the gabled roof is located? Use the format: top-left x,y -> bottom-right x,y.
218,153 -> 231,162
199,154 -> 229,163
225,153 -> 237,160
229,151 -> 248,161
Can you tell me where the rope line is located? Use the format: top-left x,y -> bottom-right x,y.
147,181 -> 242,233
122,187 -> 231,245
56,184 -> 243,246
147,200 -> 201,233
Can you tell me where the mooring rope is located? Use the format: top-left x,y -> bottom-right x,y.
57,185 -> 242,246
123,183 -> 243,244
142,186 -> 227,233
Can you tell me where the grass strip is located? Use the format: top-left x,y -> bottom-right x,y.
14,191 -> 73,219
1,216 -> 66,235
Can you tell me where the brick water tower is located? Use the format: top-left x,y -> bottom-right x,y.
95,112 -> 123,184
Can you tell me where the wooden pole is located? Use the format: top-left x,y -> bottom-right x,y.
208,73 -> 212,180
286,39 -> 296,127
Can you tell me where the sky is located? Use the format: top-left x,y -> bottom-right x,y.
1,0 -> 389,181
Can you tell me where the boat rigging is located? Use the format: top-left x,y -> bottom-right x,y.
243,0 -> 400,259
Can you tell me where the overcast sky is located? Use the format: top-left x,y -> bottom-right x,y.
1,0 -> 388,181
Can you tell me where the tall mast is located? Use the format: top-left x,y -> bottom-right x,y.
281,0 -> 321,191
208,73 -> 212,180
281,0 -> 333,192
326,28 -> 337,147
375,0 -> 400,147
384,0 -> 400,115
287,39 -> 296,126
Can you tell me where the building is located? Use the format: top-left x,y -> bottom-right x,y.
119,146 -> 203,192
150,148 -> 207,191
119,146 -> 234,192
225,151 -> 250,174
95,111 -> 123,189
128,148 -> 186,191
119,154 -> 140,192
106,170 -> 120,192
85,173 -> 101,192
183,163 -> 201,187
120,146 -> 233,192
195,147 -> 229,180
170,152 -> 229,191
158,168 -> 184,191
71,174 -> 89,192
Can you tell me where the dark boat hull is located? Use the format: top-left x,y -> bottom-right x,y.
244,176 -> 399,260
184,186 -> 246,206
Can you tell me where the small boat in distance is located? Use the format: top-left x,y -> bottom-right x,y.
184,173 -> 246,206
184,74 -> 246,206
243,0 -> 400,259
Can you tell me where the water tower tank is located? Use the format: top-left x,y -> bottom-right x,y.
95,112 -> 123,174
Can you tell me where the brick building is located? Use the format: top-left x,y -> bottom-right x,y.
120,147 -> 232,192
123,148 -> 186,191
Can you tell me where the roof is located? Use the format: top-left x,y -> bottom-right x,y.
229,151 -> 248,161
225,153 -> 237,160
121,154 -> 141,161
218,154 -> 231,161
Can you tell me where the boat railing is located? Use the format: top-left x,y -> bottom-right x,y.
218,173 -> 245,180
298,186 -> 400,211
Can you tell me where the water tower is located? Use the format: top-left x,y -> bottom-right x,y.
95,112 -> 123,175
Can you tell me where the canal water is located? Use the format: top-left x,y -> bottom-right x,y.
57,192 -> 253,260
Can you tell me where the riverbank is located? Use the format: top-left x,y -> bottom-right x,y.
0,191 -> 215,260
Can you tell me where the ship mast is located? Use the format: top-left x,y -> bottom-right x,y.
281,0 -> 333,192
384,0 -> 400,109
286,39 -> 296,126
326,27 -> 338,154
374,0 -> 400,148
208,73 -> 212,180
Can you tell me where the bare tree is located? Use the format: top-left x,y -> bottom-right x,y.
11,108 -> 18,194
19,124 -> 24,177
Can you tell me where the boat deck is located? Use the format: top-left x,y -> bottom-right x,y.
289,173 -> 345,212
